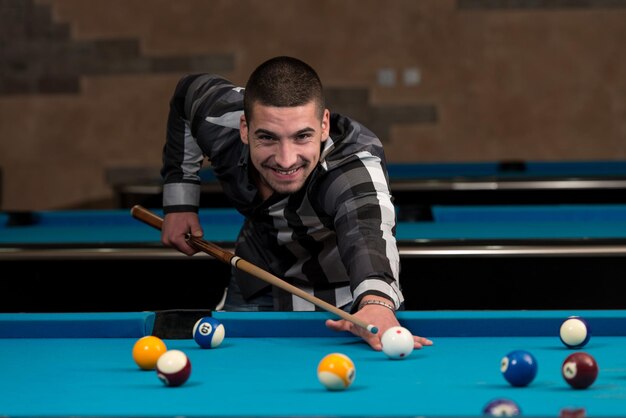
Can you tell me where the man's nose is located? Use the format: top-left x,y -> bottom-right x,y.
275,140 -> 298,168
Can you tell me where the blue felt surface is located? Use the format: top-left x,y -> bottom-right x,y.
396,220 -> 626,240
386,160 -> 626,179
4,206 -> 626,245
432,204 -> 626,222
198,161 -> 626,181
0,312 -> 155,338
213,310 -> 626,338
0,208 -> 243,244
1,311 -> 626,417
0,208 -> 243,227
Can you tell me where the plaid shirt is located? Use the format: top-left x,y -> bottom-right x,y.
162,74 -> 404,311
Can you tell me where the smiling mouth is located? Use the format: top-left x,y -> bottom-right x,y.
272,167 -> 301,175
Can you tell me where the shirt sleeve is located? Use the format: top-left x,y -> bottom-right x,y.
320,152 -> 404,311
160,74 -> 242,214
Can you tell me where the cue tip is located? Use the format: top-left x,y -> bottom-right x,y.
368,325 -> 378,334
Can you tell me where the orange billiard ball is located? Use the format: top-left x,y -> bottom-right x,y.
317,352 -> 356,391
132,336 -> 167,370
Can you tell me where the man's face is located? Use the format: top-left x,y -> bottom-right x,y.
240,101 -> 330,198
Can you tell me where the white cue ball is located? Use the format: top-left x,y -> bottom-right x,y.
381,326 -> 414,359
559,316 -> 590,348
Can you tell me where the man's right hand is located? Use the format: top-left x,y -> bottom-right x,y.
161,212 -> 204,256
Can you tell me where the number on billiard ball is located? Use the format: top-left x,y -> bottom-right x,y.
562,351 -> 598,389
156,349 -> 192,387
482,398 -> 521,416
559,316 -> 591,349
500,349 -> 538,387
192,316 -> 225,349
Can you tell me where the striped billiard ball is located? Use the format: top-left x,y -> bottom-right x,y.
193,316 -> 225,349
483,398 -> 521,416
156,349 -> 191,387
317,353 -> 356,391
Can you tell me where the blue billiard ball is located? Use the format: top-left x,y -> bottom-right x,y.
500,350 -> 537,387
483,398 -> 521,416
192,317 -> 225,349
559,316 -> 591,349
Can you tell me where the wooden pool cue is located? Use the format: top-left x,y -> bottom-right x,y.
130,205 -> 378,334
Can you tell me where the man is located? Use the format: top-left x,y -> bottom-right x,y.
160,56 -> 432,351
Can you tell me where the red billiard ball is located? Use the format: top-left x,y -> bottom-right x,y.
156,349 -> 191,387
562,352 -> 598,389
559,407 -> 587,418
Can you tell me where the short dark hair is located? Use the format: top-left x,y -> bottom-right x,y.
243,56 -> 325,122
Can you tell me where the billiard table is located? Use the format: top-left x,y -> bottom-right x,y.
3,205 -> 626,312
1,310 -> 625,417
106,160 -> 626,215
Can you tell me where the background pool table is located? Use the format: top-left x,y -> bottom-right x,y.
105,160 -> 626,219
1,310 -> 625,417
3,204 -> 626,313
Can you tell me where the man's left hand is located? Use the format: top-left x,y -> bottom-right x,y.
325,300 -> 433,351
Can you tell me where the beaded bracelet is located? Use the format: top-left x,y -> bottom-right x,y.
358,299 -> 396,312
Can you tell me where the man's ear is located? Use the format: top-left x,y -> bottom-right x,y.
321,109 -> 330,142
240,114 -> 249,144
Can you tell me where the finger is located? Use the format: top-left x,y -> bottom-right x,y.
419,336 -> 434,346
326,320 -> 383,351
365,334 -> 383,351
325,319 -> 352,333
175,237 -> 199,256
182,244 -> 199,256
412,335 -> 433,349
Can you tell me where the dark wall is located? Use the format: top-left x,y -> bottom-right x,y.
1,0 -> 625,210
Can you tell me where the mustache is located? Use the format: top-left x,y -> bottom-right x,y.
262,159 -> 310,170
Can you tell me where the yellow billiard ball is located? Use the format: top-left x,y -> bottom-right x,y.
317,352 -> 356,390
132,336 -> 167,370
